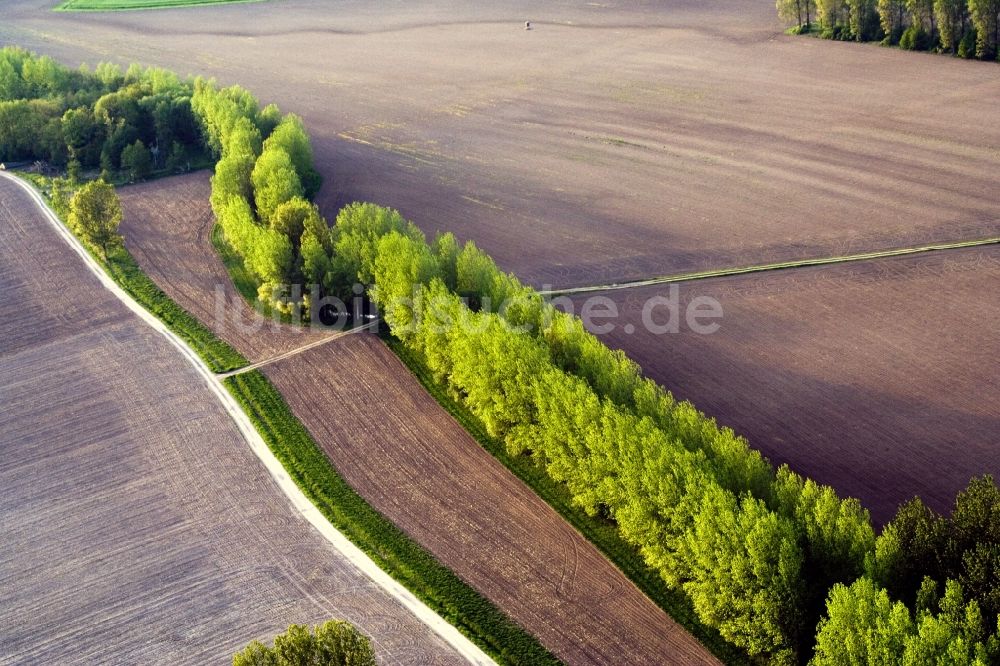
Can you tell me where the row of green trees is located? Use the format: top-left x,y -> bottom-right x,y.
13,47 -> 996,663
777,0 -> 1000,59
322,203 -> 1000,662
0,47 -> 204,181
188,66 -> 1000,661
190,79 -> 333,316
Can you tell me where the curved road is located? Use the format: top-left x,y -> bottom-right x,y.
0,173 -> 481,665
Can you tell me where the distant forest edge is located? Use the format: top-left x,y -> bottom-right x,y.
3,46 -> 1000,665
56,0 -> 262,11
777,0 -> 1000,60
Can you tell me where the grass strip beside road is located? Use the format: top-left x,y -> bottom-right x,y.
56,0 -> 263,12
224,370 -> 560,666
15,172 -> 556,666
386,335 -> 750,666
18,174 -> 246,373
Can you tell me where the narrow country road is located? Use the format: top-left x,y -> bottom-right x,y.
0,171 -> 489,666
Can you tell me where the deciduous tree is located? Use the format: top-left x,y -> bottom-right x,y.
68,178 -> 121,256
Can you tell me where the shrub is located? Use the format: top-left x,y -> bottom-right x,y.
233,620 -> 376,666
899,25 -> 932,49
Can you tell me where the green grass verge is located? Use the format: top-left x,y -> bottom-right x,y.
385,335 -> 751,666
102,244 -> 248,372
56,0 -> 263,11
224,370 -> 561,666
19,173 -> 247,373
20,172 -> 557,664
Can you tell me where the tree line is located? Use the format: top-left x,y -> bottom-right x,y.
5,47 -> 998,664
164,54 -> 1000,665
0,47 -> 207,182
332,204 -> 1000,663
190,78 -> 331,317
777,0 -> 1000,59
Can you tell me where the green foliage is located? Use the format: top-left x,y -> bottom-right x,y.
330,202 -> 424,287
264,113 -> 322,198
57,0 -> 260,10
775,465 -> 875,632
936,0 -> 971,51
879,0 -> 909,41
681,488 -> 804,660
812,577 -> 914,664
849,0 -> 883,39
232,620 -> 376,666
959,26 -> 979,55
251,146 -> 303,224
371,232 -> 441,340
120,139 -> 152,182
812,577 -> 997,665
900,24 -> 933,48
0,47 -> 208,178
817,0 -> 850,29
872,477 -> 1000,629
969,0 -> 1000,59
68,178 -> 121,254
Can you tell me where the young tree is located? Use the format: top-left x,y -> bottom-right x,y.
432,231 -> 460,291
233,620 -> 376,666
680,486 -> 805,662
120,139 -> 152,183
68,179 -> 122,256
812,577 -> 914,665
817,0 -> 850,30
778,0 -> 806,27
264,114 -> 322,198
969,0 -> 1000,59
371,231 -> 441,340
251,146 -> 303,224
935,0 -> 970,51
879,0 -> 910,41
330,202 -> 423,287
849,0 -> 882,38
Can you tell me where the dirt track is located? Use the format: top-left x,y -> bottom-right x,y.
0,176 -> 466,664
118,172 -> 718,665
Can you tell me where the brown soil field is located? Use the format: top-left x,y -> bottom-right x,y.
3,0 -> 1000,287
5,0 -> 999,652
117,174 -> 718,665
117,174 -> 332,362
0,177 -> 466,664
568,247 -> 1000,525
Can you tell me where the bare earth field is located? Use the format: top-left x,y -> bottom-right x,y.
568,248 -> 1000,525
2,0 -> 1000,287
0,177 -> 465,664
3,0 -> 999,654
117,173 -> 717,665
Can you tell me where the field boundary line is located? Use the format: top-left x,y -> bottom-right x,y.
1,171 -> 495,666
217,320 -> 379,379
540,236 -> 1000,296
